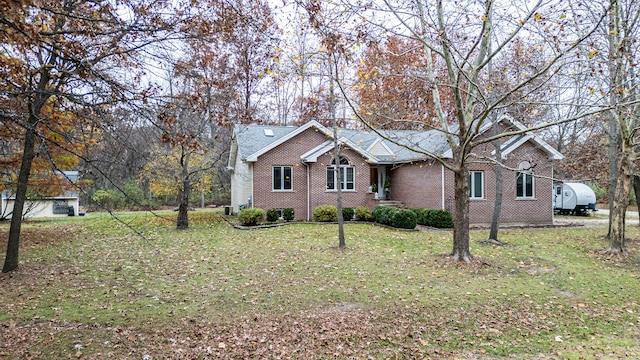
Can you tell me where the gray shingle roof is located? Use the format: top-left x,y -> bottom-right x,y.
232,115 -> 563,164
234,124 -> 298,160
234,121 -> 451,164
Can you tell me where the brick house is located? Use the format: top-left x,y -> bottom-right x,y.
227,115 -> 564,225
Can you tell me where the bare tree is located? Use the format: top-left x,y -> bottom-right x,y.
331,0 -> 605,261
0,0 -> 185,272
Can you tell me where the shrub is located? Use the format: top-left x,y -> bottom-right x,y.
283,208 -> 295,221
342,207 -> 355,221
391,209 -> 417,229
238,208 -> 265,226
266,209 -> 279,222
371,206 -> 387,223
355,206 -> 373,221
373,206 -> 398,226
426,209 -> 454,228
313,205 -> 338,222
410,208 -> 430,226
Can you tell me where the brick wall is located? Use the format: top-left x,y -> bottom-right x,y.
392,160 -> 444,209
252,129 -> 372,220
250,122 -> 556,225
308,148 -> 371,217
391,141 -> 556,225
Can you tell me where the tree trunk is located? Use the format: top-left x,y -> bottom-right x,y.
177,153 -> 191,230
329,55 -> 345,248
452,164 -> 471,262
3,119 -> 38,272
177,180 -> 190,230
608,153 -> 632,253
634,175 -> 640,226
489,121 -> 502,241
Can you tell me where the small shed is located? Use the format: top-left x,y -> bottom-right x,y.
1,190 -> 80,219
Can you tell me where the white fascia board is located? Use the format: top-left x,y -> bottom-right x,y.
493,134 -> 564,160
246,120 -> 331,162
300,140 -> 334,162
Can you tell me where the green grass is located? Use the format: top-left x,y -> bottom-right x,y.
1,210 -> 639,359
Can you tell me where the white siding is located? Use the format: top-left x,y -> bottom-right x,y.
230,155 -> 253,214
1,198 -> 80,218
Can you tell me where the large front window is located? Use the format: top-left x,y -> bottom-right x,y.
469,171 -> 484,199
327,157 -> 355,191
273,166 -> 292,191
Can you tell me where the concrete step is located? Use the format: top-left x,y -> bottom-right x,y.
377,200 -> 405,208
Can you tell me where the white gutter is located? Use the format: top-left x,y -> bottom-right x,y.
250,163 -> 254,209
304,163 -> 310,221
441,163 -> 445,210
551,165 -> 554,223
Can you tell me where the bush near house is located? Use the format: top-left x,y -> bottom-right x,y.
411,208 -> 453,228
313,205 -> 338,222
372,206 -> 399,226
355,206 -> 373,221
391,209 -> 417,229
238,208 -> 265,226
283,208 -> 295,221
266,209 -> 279,222
342,207 -> 355,221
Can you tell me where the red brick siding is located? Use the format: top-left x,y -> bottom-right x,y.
391,160 -> 444,209
252,129 -> 372,220
308,148 -> 371,216
252,128 -> 328,220
391,141 -> 555,225
251,122 -> 556,225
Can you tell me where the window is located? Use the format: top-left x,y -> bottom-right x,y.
469,171 -> 484,199
516,172 -> 534,198
327,157 -> 355,191
273,166 -> 292,191
516,161 -> 534,198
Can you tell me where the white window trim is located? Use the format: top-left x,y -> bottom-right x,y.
272,166 -> 293,192
326,158 -> 356,192
516,172 -> 535,199
469,171 -> 484,199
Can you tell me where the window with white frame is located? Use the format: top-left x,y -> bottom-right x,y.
273,166 -> 292,191
469,171 -> 484,199
516,161 -> 534,198
326,157 -> 355,191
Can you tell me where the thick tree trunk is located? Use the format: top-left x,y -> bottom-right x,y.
177,178 -> 191,230
608,155 -> 632,253
452,165 -> 472,262
3,120 -> 38,272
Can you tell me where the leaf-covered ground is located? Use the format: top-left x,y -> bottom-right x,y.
1,211 -> 639,359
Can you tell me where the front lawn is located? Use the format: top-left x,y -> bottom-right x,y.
1,210 -> 639,359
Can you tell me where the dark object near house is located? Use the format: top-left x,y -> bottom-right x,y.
553,182 -> 597,216
67,206 -> 75,216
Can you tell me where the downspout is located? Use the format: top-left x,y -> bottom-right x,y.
441,163 -> 445,210
551,164 -> 555,223
304,162 -> 310,221
250,163 -> 254,209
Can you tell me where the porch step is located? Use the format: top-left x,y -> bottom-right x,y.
377,200 -> 405,208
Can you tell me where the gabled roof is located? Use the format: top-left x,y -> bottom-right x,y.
243,120 -> 332,162
442,114 -> 564,160
230,115 -> 563,165
487,114 -> 564,160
